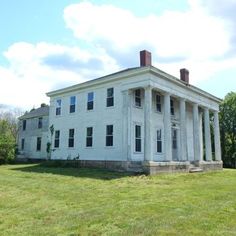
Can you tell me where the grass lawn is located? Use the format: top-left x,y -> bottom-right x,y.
0,164 -> 236,236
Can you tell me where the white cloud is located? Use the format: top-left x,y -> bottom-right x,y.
1,0 -> 235,109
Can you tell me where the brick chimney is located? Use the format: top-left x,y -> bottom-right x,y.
180,68 -> 189,84
140,50 -> 152,67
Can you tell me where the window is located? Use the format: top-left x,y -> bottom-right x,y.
87,92 -> 94,110
106,125 -> 113,146
172,129 -> 177,149
36,137 -> 41,151
156,94 -> 162,112
157,129 -> 162,153
70,96 -> 76,113
106,88 -> 114,107
54,130 -> 60,148
170,99 -> 174,115
56,99 -> 61,116
135,89 -> 141,107
38,117 -> 43,129
135,125 -> 141,152
86,127 -> 93,147
23,120 -> 26,131
68,129 -> 75,148
21,138 -> 25,150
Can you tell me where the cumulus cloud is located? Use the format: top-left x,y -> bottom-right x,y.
1,0 -> 235,109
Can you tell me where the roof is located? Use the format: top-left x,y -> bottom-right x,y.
46,65 -> 222,103
19,105 -> 49,120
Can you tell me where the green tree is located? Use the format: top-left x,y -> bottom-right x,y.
219,92 -> 236,167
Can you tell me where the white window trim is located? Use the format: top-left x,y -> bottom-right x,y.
133,122 -> 143,154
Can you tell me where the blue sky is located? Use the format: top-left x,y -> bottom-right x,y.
0,0 -> 235,110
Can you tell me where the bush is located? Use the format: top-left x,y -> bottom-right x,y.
0,142 -> 16,164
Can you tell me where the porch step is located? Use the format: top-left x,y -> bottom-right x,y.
189,167 -> 203,173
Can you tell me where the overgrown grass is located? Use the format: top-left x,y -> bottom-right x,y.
0,164 -> 236,235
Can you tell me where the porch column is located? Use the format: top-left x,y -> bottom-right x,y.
204,108 -> 212,161
122,90 -> 132,160
144,86 -> 153,161
213,111 -> 222,161
193,103 -> 201,161
164,93 -> 172,161
180,98 -> 187,161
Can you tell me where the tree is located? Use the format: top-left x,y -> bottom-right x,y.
219,92 -> 236,167
0,107 -> 24,164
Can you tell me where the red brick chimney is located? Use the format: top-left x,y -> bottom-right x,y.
180,68 -> 189,84
140,50 -> 152,67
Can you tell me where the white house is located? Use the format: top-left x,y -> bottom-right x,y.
46,50 -> 222,174
17,104 -> 49,160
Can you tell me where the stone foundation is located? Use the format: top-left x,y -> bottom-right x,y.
142,161 -> 191,175
196,161 -> 223,171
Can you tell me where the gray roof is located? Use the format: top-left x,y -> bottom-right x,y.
19,105 -> 49,120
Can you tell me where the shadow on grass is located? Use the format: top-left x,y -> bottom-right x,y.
10,162 -> 135,180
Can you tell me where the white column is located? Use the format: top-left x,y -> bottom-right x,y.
199,111 -> 204,161
204,108 -> 212,161
213,111 -> 222,161
144,86 -> 153,161
180,98 -> 187,161
122,90 -> 131,160
193,103 -> 201,161
164,93 -> 172,161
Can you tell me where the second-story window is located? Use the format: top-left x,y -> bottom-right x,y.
106,88 -> 114,107
170,99 -> 175,115
38,117 -> 43,129
23,120 -> 26,131
70,96 -> 76,113
156,94 -> 162,112
68,129 -> 75,148
54,130 -> 60,148
135,89 -> 141,107
86,127 -> 93,147
87,92 -> 94,110
56,99 -> 61,116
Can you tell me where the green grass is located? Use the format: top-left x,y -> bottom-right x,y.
0,164 -> 236,236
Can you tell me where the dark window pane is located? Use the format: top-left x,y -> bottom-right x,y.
56,107 -> 61,115
70,105 -> 75,113
106,136 -> 113,146
54,139 -> 59,148
87,101 -> 93,110
135,125 -> 141,138
106,125 -> 113,135
86,137 -> 92,147
36,137 -> 41,151
135,97 -> 141,107
70,96 -> 76,105
87,127 -> 93,136
135,139 -> 141,152
23,120 -> 26,130
68,139 -> 74,148
38,118 -> 42,128
106,97 -> 114,107
157,141 -> 162,153
21,139 -> 25,150
107,88 -> 114,97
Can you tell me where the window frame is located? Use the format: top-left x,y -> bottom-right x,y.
54,130 -> 60,148
69,96 -> 76,113
134,89 -> 142,108
172,129 -> 177,149
135,124 -> 142,152
156,94 -> 162,113
106,88 -> 114,107
86,127 -> 93,147
36,137 -> 42,151
21,138 -> 25,150
106,125 -> 113,147
156,129 -> 162,153
68,128 -> 75,148
87,92 -> 94,110
38,117 -> 43,129
170,99 -> 175,116
22,120 -> 26,131
56,99 -> 62,116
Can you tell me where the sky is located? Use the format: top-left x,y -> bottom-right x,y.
0,0 -> 236,111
